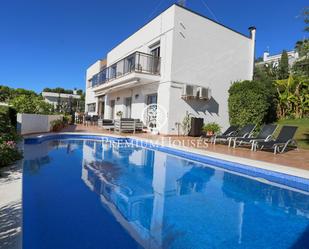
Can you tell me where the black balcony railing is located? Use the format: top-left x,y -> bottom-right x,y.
91,52 -> 160,87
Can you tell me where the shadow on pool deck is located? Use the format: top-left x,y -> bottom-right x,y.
0,202 -> 22,249
60,125 -> 309,171
0,162 -> 22,249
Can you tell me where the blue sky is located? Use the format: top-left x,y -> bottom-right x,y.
0,0 -> 307,93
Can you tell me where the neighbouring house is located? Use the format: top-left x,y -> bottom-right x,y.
42,90 -> 81,113
256,50 -> 299,68
85,4 -> 256,134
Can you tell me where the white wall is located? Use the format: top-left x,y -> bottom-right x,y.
17,114 -> 63,135
85,60 -> 102,115
106,6 -> 175,67
160,5 -> 255,134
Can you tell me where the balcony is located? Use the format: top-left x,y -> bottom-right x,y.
91,52 -> 160,89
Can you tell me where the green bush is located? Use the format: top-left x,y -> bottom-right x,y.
293,58 -> 309,77
0,106 -> 20,142
228,80 -> 276,126
202,122 -> 221,135
63,114 -> 74,125
0,106 -> 22,168
0,141 -> 23,168
50,118 -> 66,132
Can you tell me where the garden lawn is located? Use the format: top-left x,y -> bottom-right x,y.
276,118 -> 309,150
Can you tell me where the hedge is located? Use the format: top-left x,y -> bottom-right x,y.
228,80 -> 276,127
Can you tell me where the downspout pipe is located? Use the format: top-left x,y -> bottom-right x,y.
248,26 -> 256,80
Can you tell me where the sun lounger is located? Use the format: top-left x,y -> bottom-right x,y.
253,125 -> 298,154
226,124 -> 256,147
210,125 -> 239,144
232,124 -> 277,150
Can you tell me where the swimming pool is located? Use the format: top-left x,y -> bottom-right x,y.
23,135 -> 309,249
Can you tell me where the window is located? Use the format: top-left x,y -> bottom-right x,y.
91,74 -> 99,87
150,46 -> 160,57
147,94 -> 157,105
150,43 -> 160,74
150,41 -> 160,57
87,103 -> 96,112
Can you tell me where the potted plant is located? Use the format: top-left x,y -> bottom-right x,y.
50,119 -> 65,132
116,111 -> 123,119
202,122 -> 221,136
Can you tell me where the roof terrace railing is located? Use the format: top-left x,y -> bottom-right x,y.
91,52 -> 160,87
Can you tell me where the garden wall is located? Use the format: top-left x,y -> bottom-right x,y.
17,114 -> 63,135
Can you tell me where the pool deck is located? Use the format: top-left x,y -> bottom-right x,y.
0,163 -> 22,249
59,124 -> 309,172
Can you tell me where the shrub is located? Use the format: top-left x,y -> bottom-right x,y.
50,118 -> 65,132
0,107 -> 22,167
0,141 -> 23,168
293,58 -> 309,77
228,80 -> 275,127
202,122 -> 221,135
0,106 -> 20,142
63,114 -> 74,125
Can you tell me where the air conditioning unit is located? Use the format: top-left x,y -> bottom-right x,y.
197,87 -> 211,100
182,84 -> 196,99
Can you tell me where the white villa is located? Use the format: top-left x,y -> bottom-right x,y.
85,4 -> 256,134
256,50 -> 299,68
42,90 -> 81,112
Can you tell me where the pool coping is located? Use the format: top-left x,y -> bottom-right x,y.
23,132 -> 309,192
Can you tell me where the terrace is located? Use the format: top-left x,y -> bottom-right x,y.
90,51 -> 161,93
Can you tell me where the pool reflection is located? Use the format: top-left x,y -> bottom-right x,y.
79,140 -> 309,249
23,139 -> 309,249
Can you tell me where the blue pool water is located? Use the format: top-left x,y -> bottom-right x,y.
23,138 -> 309,249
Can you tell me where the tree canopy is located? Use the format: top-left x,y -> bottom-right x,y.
0,85 -> 37,102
